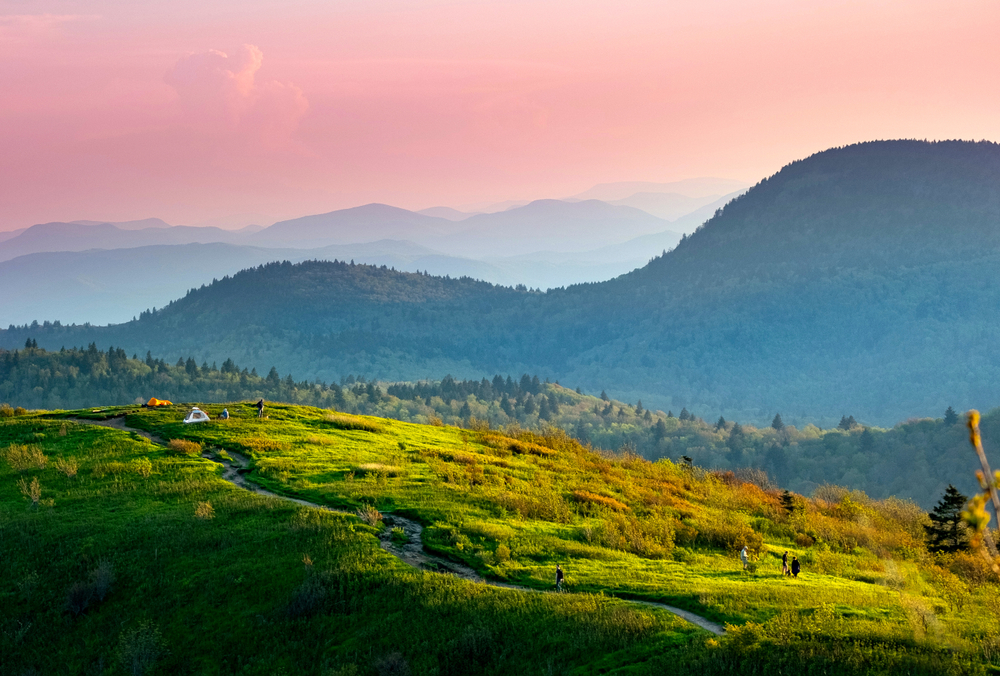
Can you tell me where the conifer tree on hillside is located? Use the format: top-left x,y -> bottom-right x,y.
944,406 -> 960,426
600,390 -> 609,402
925,485 -> 970,553
772,413 -> 784,431
715,416 -> 727,431
635,400 -> 644,415
679,407 -> 691,421
780,489 -> 796,514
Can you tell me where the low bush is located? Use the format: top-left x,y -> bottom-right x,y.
356,504 -> 382,526
167,439 -> 202,456
572,489 -> 629,512
325,414 -> 382,433
4,443 -> 47,471
55,456 -> 78,478
194,501 -> 215,520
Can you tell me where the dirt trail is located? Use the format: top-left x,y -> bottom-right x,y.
73,415 -> 726,636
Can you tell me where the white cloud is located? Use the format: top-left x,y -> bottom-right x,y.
164,44 -> 308,144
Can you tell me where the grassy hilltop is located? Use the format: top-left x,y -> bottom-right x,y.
2,403 -> 998,674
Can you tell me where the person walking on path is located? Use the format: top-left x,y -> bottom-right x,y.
256,399 -> 265,418
791,556 -> 800,578
555,564 -> 565,592
740,546 -> 749,571
782,551 -> 790,576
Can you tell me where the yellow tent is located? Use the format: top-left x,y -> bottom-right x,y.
146,397 -> 173,407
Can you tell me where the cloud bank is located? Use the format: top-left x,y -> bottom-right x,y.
164,44 -> 308,146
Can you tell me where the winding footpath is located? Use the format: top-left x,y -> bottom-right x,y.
76,416 -> 726,636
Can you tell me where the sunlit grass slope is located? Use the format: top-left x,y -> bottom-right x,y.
128,402 -> 996,672
3,402 -> 997,674
1,412 -> 704,676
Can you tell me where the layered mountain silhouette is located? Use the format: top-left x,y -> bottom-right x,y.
6,140 -> 999,425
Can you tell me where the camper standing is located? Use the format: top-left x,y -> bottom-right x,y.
256,399 -> 264,418
555,565 -> 565,592
740,546 -> 749,570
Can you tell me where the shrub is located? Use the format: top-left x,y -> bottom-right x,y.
115,621 -> 166,676
167,439 -> 202,456
130,458 -> 152,478
65,561 -> 115,616
795,532 -> 816,548
91,560 -> 115,601
508,439 -> 556,457
428,415 -> 444,426
0,403 -> 12,417
324,413 -> 382,433
14,406 -> 27,416
356,463 -> 403,477
391,527 -> 407,543
243,436 -> 291,454
55,456 -> 78,478
286,572 -> 329,619
696,513 -> 764,558
4,444 -> 47,471
374,652 -> 410,676
356,504 -> 382,526
572,489 -> 629,512
495,543 -> 511,561
194,501 -> 215,519
17,477 -> 41,507
65,581 -> 94,616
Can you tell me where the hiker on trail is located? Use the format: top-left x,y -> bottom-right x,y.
791,556 -> 800,578
555,564 -> 565,592
256,399 -> 264,418
740,546 -> 749,570
221,408 -> 229,420
782,551 -> 789,576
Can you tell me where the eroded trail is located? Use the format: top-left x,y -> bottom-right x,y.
74,416 -> 726,636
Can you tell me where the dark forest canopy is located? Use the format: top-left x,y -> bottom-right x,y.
5,140 -> 1000,425
1,344 -> 992,509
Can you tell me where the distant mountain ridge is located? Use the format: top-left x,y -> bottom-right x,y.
9,140 -> 1000,425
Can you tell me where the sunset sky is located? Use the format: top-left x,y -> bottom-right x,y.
2,0 -> 999,230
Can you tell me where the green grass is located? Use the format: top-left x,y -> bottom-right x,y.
4,403 -> 997,674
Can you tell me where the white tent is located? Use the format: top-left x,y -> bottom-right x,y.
183,407 -> 210,424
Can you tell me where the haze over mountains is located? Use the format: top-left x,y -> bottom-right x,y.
1,182 -> 735,324
7,141 -> 999,427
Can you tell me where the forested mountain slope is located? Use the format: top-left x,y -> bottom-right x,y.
6,140 -> 1000,425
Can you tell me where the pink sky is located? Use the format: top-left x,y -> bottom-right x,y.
2,0 -> 999,229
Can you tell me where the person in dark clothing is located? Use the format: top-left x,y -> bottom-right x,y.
782,551 -> 789,576
555,564 -> 565,592
256,399 -> 264,418
791,556 -> 800,578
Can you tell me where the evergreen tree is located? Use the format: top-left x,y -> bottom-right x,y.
600,390 -> 609,401
715,416 -> 726,431
944,406 -> 959,426
653,420 -> 668,441
847,415 -> 858,428
643,410 -> 652,422
771,413 -> 784,431
679,407 -> 691,421
500,398 -> 514,417
459,401 -> 472,419
838,415 -> 851,430
925,485 -> 970,553
780,489 -> 796,514
635,400 -> 644,415
667,411 -> 674,418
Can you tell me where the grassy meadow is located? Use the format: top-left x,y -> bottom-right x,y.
2,402 -> 998,674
